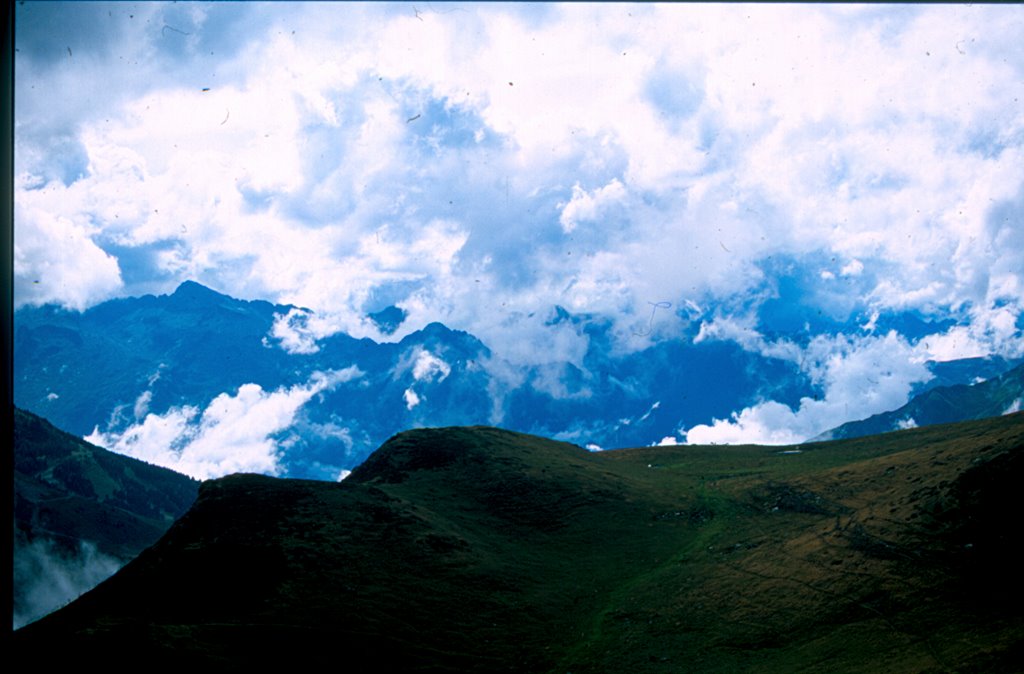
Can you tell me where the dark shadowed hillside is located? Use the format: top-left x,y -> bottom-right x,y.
13,408 -> 200,627
13,415 -> 1024,672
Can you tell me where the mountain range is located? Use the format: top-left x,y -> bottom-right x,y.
13,280 -> 1024,638
13,413 -> 1024,671
14,281 -> 1022,479
816,360 -> 1024,440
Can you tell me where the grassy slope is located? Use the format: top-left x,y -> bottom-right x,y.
14,407 -> 201,559
13,415 -> 1024,672
13,408 -> 202,627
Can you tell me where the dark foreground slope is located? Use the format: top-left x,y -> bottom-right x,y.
13,408 -> 200,627
14,416 -> 1024,672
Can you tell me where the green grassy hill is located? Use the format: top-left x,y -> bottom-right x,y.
13,415 -> 1024,672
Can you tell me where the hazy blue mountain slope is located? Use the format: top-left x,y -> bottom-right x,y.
15,281 -> 292,435
817,361 -> 1024,441
917,355 -> 1021,393
15,283 -> 495,477
15,282 -> 1022,478
13,283 -> 813,476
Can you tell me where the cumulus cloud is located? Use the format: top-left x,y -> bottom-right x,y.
558,179 -> 628,234
85,368 -> 362,479
919,308 -> 1024,361
694,315 -> 803,363
684,330 -> 933,444
411,349 -> 452,383
14,4 -> 1024,397
14,178 -> 124,310
269,308 -> 328,355
840,260 -> 864,277
685,401 -> 808,446
403,387 -> 421,410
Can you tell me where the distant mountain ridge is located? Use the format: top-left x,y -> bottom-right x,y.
14,415 -> 1024,671
816,361 -> 1024,441
15,281 -> 1022,479
14,281 -> 810,478
13,408 -> 200,628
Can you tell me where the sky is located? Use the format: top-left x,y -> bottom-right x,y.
14,2 -> 1024,446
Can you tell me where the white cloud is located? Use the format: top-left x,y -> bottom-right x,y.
684,330 -> 933,444
14,4 -> 1024,369
895,417 -> 918,430
478,309 -> 593,371
918,326 -> 991,362
558,179 -> 628,234
85,367 -> 362,479
611,400 -> 663,433
305,419 -> 355,452
694,315 -> 803,363
269,308 -> 328,355
840,260 -> 864,277
685,401 -> 807,446
133,390 -> 152,421
526,363 -> 592,402
861,311 -> 880,334
403,387 -> 421,410
14,179 -> 123,310
918,304 -> 1024,362
638,401 -> 660,422
411,349 -> 452,383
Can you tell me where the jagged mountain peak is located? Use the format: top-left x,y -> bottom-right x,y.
172,279 -> 217,294
15,282 -> 1024,479
166,280 -> 281,313
167,279 -> 234,304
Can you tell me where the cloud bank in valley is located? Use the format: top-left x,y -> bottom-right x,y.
85,368 -> 362,479
15,3 -> 1024,446
13,538 -> 122,630
684,329 -> 932,444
